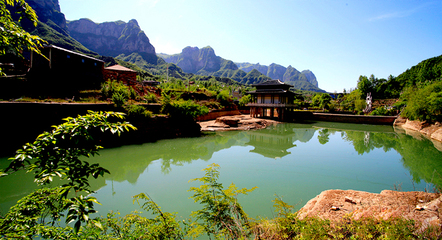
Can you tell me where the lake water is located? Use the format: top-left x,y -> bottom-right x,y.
1,121 -> 442,220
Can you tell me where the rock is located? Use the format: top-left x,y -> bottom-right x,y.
67,18 -> 156,60
215,116 -> 240,127
199,115 -> 279,131
298,189 -> 442,228
431,128 -> 442,142
393,116 -> 407,126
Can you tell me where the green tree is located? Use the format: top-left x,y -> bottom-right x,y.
357,75 -> 373,97
401,81 -> 442,121
188,163 -> 257,239
238,94 -> 252,107
312,93 -> 332,110
0,0 -> 46,75
1,111 -> 136,237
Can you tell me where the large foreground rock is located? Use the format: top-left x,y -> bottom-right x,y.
298,190 -> 441,228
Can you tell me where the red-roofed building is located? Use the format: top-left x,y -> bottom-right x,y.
103,64 -> 137,85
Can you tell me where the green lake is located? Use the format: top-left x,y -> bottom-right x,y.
1,121 -> 442,220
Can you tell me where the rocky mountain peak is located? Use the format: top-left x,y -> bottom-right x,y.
302,70 -> 319,87
67,18 -> 156,62
26,0 -> 68,34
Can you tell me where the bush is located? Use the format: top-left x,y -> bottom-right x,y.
143,92 -> 158,103
369,106 -> 396,116
238,94 -> 252,107
401,81 -> 442,121
101,80 -> 131,100
161,91 -> 209,119
216,90 -> 233,108
112,92 -> 127,107
125,104 -> 153,118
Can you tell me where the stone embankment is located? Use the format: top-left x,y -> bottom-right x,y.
199,115 -> 279,131
394,116 -> 442,143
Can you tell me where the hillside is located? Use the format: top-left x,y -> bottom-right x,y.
387,54 -> 442,97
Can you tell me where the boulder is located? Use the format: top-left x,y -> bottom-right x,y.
298,189 -> 441,228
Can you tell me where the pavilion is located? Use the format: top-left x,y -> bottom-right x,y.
247,79 -> 297,121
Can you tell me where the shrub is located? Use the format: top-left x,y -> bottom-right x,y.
143,92 -> 158,103
101,80 -> 131,100
125,104 -> 153,118
239,94 -> 252,107
216,90 -> 233,108
112,92 -> 127,107
369,106 -> 396,116
162,99 -> 209,119
401,81 -> 442,121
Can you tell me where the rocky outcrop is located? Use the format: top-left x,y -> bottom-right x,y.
199,115 -> 279,131
67,18 -> 156,62
298,189 -> 442,228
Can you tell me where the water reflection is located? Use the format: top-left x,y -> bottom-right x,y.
1,121 -> 442,215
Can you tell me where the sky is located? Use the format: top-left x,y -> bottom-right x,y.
58,0 -> 442,93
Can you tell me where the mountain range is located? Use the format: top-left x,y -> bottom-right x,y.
20,0 -> 328,91
159,47 -> 324,92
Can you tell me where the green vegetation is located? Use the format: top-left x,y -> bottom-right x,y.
160,91 -> 209,119
311,93 -> 332,110
400,81 -> 442,122
0,0 -> 46,75
347,54 -> 442,119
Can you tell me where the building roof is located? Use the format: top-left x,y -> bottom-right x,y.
247,89 -> 296,95
252,79 -> 293,88
45,45 -> 104,63
105,64 -> 137,72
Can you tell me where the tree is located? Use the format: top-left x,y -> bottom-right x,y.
188,163 -> 257,239
0,0 -> 46,75
0,111 -> 136,237
312,93 -> 332,110
357,75 -> 373,97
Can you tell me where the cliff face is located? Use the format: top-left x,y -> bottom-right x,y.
67,18 -> 156,63
25,0 -> 68,34
174,46 -> 221,74
302,70 -> 318,88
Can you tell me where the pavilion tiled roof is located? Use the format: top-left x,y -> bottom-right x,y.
252,79 -> 293,87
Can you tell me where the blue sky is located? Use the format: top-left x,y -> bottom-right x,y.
58,0 -> 442,92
